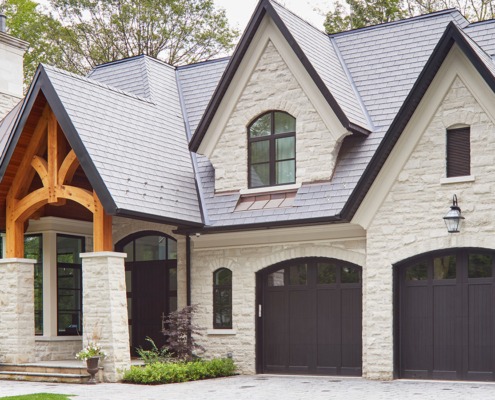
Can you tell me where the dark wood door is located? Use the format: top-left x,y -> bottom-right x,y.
132,260 -> 169,351
260,258 -> 362,375
399,250 -> 495,381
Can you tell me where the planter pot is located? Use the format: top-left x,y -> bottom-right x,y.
86,356 -> 100,384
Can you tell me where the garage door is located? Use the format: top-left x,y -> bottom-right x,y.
259,257 -> 362,375
399,249 -> 495,381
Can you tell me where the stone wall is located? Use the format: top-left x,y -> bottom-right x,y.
35,338 -> 82,361
191,236 -> 365,374
0,92 -> 21,120
364,77 -> 495,379
210,40 -> 348,192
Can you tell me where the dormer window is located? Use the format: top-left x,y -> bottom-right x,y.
248,111 -> 296,188
446,127 -> 470,177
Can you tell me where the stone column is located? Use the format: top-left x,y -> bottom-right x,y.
0,258 -> 36,363
81,252 -> 130,382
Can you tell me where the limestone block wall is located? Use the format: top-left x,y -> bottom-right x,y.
113,217 -> 187,309
191,237 -> 365,374
34,338 -> 81,361
0,92 -> 20,120
210,40 -> 347,192
364,77 -> 495,379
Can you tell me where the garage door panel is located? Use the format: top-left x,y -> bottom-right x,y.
261,258 -> 362,376
433,285 -> 458,374
264,290 -> 288,370
468,283 -> 493,374
289,290 -> 314,370
399,250 -> 495,381
402,285 -> 431,373
341,287 -> 362,370
316,289 -> 340,371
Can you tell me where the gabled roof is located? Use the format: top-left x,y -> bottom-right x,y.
189,0 -> 371,152
341,22 -> 495,220
0,60 -> 204,227
2,1 -> 495,232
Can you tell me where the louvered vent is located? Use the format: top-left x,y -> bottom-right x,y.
447,127 -> 470,177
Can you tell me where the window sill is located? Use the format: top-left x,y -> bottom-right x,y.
207,329 -> 237,336
35,336 -> 82,342
440,175 -> 475,185
239,183 -> 301,196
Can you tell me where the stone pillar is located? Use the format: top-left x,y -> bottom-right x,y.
0,258 -> 36,363
81,252 -> 130,382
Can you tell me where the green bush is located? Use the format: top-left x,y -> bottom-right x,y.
122,358 -> 236,385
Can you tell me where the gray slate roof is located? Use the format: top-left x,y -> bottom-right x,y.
3,1 -> 495,230
43,59 -> 202,225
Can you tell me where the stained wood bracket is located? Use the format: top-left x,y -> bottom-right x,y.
5,107 -> 112,257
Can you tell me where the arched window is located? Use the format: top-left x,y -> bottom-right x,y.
248,111 -> 296,188
213,268 -> 232,329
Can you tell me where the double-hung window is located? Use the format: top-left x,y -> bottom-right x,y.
248,111 -> 296,188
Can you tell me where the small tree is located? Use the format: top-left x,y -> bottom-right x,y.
162,305 -> 205,361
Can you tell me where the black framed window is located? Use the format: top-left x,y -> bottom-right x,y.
213,268 -> 232,329
57,234 -> 84,336
248,111 -> 296,188
446,127 -> 470,177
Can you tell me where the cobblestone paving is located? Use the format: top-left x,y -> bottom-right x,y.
0,375 -> 494,400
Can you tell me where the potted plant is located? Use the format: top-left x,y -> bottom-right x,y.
76,342 -> 106,384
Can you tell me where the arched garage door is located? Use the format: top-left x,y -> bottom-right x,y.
258,257 -> 362,375
398,249 -> 495,381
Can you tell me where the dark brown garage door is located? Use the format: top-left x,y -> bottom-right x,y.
398,249 -> 495,381
258,257 -> 362,375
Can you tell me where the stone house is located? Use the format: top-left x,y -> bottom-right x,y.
1,0 -> 495,383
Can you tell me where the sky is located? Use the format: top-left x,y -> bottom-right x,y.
214,0 -> 331,32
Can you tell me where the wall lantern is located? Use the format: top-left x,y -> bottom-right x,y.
443,194 -> 464,233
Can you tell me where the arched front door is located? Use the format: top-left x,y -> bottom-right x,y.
398,248 -> 495,381
116,232 -> 178,353
257,257 -> 362,375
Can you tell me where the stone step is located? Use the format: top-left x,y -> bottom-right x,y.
0,370 -> 91,384
0,362 -> 103,384
0,363 -> 87,375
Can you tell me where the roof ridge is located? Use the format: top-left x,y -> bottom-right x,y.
330,37 -> 374,130
42,64 -> 155,104
177,56 -> 230,71
330,8 -> 463,37
268,0 -> 327,34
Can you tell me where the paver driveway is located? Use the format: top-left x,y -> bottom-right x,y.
0,375 -> 494,399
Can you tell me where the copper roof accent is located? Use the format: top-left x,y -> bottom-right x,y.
235,191 -> 297,212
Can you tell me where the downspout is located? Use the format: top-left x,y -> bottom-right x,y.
186,235 -> 191,306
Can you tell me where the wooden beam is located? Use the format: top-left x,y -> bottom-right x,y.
6,198 -> 24,258
13,187 -> 49,223
9,105 -> 50,200
47,109 -> 58,203
93,191 -> 112,252
31,155 -> 48,187
55,185 -> 95,213
58,149 -> 79,185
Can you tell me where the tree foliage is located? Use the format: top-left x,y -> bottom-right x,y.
1,0 -> 64,87
1,0 -> 238,85
324,0 -> 495,34
48,0 -> 239,74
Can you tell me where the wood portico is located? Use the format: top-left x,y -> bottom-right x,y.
0,84 -> 130,382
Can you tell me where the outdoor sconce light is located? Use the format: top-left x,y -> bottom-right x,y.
443,194 -> 464,233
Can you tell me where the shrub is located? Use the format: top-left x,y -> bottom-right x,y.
136,337 -> 172,365
161,305 -> 205,361
122,358 -> 236,385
